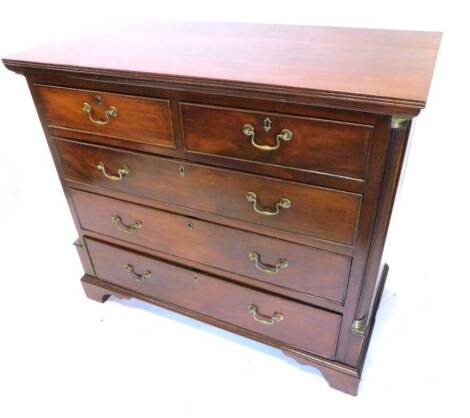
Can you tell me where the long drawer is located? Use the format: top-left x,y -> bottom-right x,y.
56,138 -> 362,246
72,189 -> 352,304
85,238 -> 342,359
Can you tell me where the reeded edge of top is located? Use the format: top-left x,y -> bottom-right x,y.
2,58 -> 425,116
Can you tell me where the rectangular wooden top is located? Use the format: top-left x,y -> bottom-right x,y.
3,21 -> 441,115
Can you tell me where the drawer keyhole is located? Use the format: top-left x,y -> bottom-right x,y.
263,117 -> 272,132
93,95 -> 103,105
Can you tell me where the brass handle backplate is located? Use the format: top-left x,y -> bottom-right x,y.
241,123 -> 293,151
248,252 -> 288,274
246,192 -> 291,216
248,304 -> 284,325
111,215 -> 143,233
82,101 -> 118,125
97,161 -> 129,181
124,264 -> 151,283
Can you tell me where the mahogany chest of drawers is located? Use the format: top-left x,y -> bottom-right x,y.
3,22 -> 441,395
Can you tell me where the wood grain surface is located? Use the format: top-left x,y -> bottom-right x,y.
36,84 -> 174,147
56,138 -> 362,246
86,237 -> 342,359
181,102 -> 373,180
3,22 -> 441,112
72,189 -> 352,304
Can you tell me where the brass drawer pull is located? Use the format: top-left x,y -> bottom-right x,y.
248,304 -> 284,325
82,101 -> 118,125
241,123 -> 293,151
111,215 -> 143,233
124,264 -> 151,283
248,251 -> 288,274
246,192 -> 291,216
96,161 -> 129,181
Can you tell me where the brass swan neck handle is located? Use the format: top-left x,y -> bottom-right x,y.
246,192 -> 291,216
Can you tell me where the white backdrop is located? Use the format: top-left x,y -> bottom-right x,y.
1,1 -> 469,417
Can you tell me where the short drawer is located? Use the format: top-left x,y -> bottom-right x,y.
72,189 -> 352,304
86,238 -> 341,359
57,139 -> 362,246
36,85 -> 174,147
180,102 -> 374,181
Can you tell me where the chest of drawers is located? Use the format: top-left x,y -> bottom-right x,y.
3,22 -> 441,395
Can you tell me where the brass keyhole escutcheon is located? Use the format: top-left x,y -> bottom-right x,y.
263,117 -> 272,132
187,222 -> 194,230
178,165 -> 185,177
93,95 -> 103,105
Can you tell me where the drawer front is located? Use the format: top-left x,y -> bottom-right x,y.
57,139 -> 362,246
180,103 -> 374,180
86,238 -> 341,358
36,85 -> 174,147
72,189 -> 352,304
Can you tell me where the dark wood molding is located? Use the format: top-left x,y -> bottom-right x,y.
3,59 -> 426,116
342,119 -> 412,366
